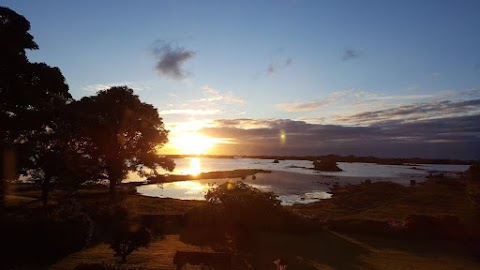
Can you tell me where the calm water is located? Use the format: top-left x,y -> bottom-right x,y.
135,157 -> 469,205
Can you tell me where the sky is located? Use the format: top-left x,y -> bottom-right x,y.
3,0 -> 480,159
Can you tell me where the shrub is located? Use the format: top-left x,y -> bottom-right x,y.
74,263 -> 146,270
206,181 -> 280,207
404,214 -> 438,237
466,182 -> 480,212
0,212 -> 94,268
204,181 -> 293,230
108,222 -> 152,263
466,163 -> 480,181
328,219 -> 396,236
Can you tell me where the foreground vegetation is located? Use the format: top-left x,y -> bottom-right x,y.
2,166 -> 480,269
2,5 -> 480,270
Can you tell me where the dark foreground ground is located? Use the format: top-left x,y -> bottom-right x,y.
3,170 -> 480,270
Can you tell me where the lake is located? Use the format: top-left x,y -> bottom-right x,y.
135,157 -> 469,205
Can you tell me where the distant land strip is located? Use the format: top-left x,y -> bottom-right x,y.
165,154 -> 475,165
147,169 -> 270,184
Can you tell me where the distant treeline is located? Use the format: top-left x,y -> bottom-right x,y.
167,154 -> 475,165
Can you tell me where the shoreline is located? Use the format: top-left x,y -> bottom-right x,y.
135,169 -> 434,205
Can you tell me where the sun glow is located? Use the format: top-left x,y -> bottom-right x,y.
170,132 -> 220,155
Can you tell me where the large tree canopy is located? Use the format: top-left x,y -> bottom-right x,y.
73,86 -> 174,195
0,6 -> 38,65
1,6 -> 72,207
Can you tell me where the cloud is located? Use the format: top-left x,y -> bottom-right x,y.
274,90 -> 369,113
159,109 -> 221,116
82,81 -> 149,93
153,42 -> 195,79
334,99 -> 480,125
201,85 -> 244,104
342,48 -> 361,61
275,99 -> 334,112
201,116 -> 480,159
265,57 -> 293,75
201,90 -> 480,159
159,85 -> 245,120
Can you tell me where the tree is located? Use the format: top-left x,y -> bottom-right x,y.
27,125 -> 102,208
104,204 -> 154,263
466,163 -> 480,213
206,181 -> 281,209
1,6 -> 72,208
205,181 -> 283,228
72,86 -> 174,198
109,222 -> 152,263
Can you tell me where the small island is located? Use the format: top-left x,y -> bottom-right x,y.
313,159 -> 342,171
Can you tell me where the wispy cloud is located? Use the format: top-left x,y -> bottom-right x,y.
159,109 -> 221,116
82,81 -> 150,93
274,90 -> 372,113
342,48 -> 361,61
159,85 -> 245,119
334,99 -> 480,125
201,85 -> 244,104
265,57 -> 293,75
275,99 -> 334,112
153,42 -> 195,79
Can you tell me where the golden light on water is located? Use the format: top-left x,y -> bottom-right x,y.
184,157 -> 202,176
168,180 -> 207,193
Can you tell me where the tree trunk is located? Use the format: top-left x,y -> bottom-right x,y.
109,179 -> 117,202
42,178 -> 50,210
0,178 -> 4,203
0,181 -> 5,212
121,254 -> 127,263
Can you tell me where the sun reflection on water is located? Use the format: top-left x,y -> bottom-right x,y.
168,181 -> 209,194
183,157 -> 202,176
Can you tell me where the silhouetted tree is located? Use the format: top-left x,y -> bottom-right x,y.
109,222 -> 152,263
72,86 -> 174,199
205,181 -> 284,228
466,163 -> 480,213
0,6 -> 72,208
206,181 -> 281,209
27,126 -> 102,208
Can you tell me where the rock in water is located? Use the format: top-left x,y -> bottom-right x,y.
313,160 -> 342,171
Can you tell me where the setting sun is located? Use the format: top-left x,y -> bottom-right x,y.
170,132 -> 218,155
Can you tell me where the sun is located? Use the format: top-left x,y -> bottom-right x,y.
171,132 -> 218,155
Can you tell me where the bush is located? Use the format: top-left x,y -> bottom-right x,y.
466,182 -> 480,212
203,181 -> 300,231
404,214 -> 439,237
206,181 -> 281,208
0,212 -> 93,268
328,219 -> 396,236
74,263 -> 146,270
466,163 -> 480,181
108,222 -> 152,263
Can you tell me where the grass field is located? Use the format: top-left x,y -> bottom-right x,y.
48,230 -> 479,270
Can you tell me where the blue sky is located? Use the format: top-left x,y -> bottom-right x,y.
4,0 -> 480,158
